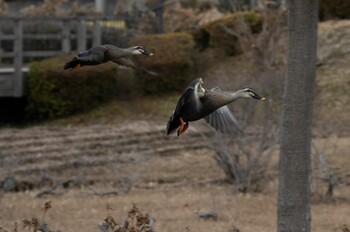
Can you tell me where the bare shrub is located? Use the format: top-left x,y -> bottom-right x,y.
98,204 -> 155,232
161,2 -> 224,33
20,0 -> 68,16
221,0 -> 287,69
131,1 -> 224,35
1,202 -> 155,232
19,0 -> 91,17
163,2 -> 197,32
0,201 -> 59,232
209,102 -> 279,192
206,0 -> 287,192
343,225 -> 350,232
311,122 -> 341,202
0,0 -> 7,15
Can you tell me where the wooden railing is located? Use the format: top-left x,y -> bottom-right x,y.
0,16 -> 127,97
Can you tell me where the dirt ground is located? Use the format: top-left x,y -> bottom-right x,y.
0,120 -> 349,232
1,185 -> 349,232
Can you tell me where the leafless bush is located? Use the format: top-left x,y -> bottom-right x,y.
20,0 -> 67,16
0,201 -> 59,232
130,1 -> 224,35
1,202 -> 155,232
164,2 -> 227,32
19,0 -> 90,17
311,123 -> 340,202
221,0 -> 287,69
205,0 -> 287,192
207,97 -> 279,193
209,102 -> 279,192
98,204 -> 155,232
0,0 -> 7,15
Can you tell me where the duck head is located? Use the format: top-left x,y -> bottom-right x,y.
189,78 -> 205,96
190,78 -> 206,111
240,88 -> 267,100
131,46 -> 154,56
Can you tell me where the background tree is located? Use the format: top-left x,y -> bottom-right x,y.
277,1 -> 318,232
0,0 -> 7,15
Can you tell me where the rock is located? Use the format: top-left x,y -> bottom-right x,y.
2,176 -> 16,192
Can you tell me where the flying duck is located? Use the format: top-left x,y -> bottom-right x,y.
166,78 -> 267,136
64,45 -> 155,74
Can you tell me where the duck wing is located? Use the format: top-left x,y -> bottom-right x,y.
63,46 -> 108,69
114,57 -> 158,76
204,105 -> 242,135
204,87 -> 242,135
76,46 -> 109,65
166,87 -> 195,135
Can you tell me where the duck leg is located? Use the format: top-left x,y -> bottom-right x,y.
177,117 -> 189,136
69,63 -> 81,71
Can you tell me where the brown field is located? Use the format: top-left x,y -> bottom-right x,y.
0,120 -> 349,232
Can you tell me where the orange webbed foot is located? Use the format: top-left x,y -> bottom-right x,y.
69,63 -> 81,71
177,117 -> 189,136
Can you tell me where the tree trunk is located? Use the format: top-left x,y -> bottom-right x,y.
277,1 -> 318,232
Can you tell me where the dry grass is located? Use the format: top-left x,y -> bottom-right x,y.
0,121 -> 349,232
0,185 -> 349,232
99,203 -> 155,232
0,127 -> 349,232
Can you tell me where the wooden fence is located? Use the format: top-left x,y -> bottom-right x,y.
0,16 -> 127,97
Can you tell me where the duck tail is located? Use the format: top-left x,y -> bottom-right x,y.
63,58 -> 81,70
166,115 -> 180,135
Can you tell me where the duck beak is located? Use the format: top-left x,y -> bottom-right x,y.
198,81 -> 206,93
198,78 -> 204,89
253,93 -> 267,100
143,50 -> 153,56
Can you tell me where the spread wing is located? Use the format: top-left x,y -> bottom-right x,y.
64,46 -> 108,69
75,46 -> 108,65
204,105 -> 242,135
204,86 -> 242,135
113,57 -> 158,76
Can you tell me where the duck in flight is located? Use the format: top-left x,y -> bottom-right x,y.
64,45 -> 156,75
166,78 -> 267,136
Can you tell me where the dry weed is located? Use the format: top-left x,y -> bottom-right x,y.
98,203 -> 155,232
0,201 -> 56,232
0,227 -> 8,232
41,201 -> 52,221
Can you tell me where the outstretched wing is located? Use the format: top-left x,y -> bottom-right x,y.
63,46 -> 108,69
113,57 -> 158,76
75,46 -> 108,65
204,105 -> 242,135
204,86 -> 242,135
